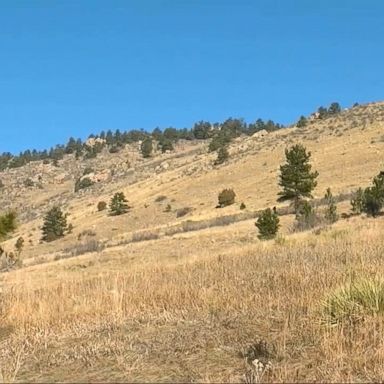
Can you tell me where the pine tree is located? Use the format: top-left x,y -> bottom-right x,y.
328,102 -> 341,115
362,172 -> 384,217
324,188 -> 338,223
296,116 -> 308,128
109,192 -> 130,216
318,106 -> 328,119
141,138 -> 153,158
41,206 -> 69,242
255,208 -> 280,240
278,144 -> 319,212
362,187 -> 382,217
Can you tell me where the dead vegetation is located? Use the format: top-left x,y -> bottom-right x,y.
1,219 -> 384,381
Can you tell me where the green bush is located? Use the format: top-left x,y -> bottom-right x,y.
83,167 -> 94,175
350,187 -> 364,214
296,115 -> 307,128
0,211 -> 17,239
208,131 -> 231,153
214,146 -> 229,165
324,188 -> 338,223
362,187 -> 382,217
218,188 -> 236,207
75,177 -> 94,192
141,137 -> 153,158
357,172 -> 384,217
322,278 -> 384,325
255,208 -> 280,240
159,139 -> 174,153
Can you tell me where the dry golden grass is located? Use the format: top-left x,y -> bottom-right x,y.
1,103 -> 384,382
2,216 -> 384,382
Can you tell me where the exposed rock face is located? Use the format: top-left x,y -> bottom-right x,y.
252,129 -> 268,138
155,161 -> 170,173
80,169 -> 112,183
85,137 -> 106,147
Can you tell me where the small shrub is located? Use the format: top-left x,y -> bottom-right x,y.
131,230 -> 160,242
159,139 -> 174,153
67,223 -> 74,234
350,188 -> 364,214
214,146 -> 229,165
324,188 -> 338,223
322,278 -> 384,325
83,167 -> 94,175
208,131 -> 231,153
75,177 -> 94,192
155,195 -> 167,203
14,236 -> 24,255
218,188 -> 236,207
23,178 -> 34,188
240,202 -> 246,210
296,115 -> 307,128
64,239 -> 105,257
255,208 -> 280,240
97,201 -> 107,212
164,204 -> 172,213
77,229 -> 97,240
0,211 -> 17,239
361,171 -> 384,217
294,200 -> 321,231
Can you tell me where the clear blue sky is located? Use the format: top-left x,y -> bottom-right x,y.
0,0 -> 383,154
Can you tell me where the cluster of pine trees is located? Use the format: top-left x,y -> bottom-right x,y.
0,117 -> 283,171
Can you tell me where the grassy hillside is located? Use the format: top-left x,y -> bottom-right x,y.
1,102 -> 384,382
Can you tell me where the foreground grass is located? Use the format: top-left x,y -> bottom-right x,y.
1,218 -> 384,382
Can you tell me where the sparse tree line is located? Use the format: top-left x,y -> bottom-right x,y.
0,117 -> 284,171
296,101 -> 350,128
0,100 -> 354,180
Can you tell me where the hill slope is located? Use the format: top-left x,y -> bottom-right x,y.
1,101 -> 384,382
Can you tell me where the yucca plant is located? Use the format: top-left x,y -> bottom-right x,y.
322,278 -> 384,325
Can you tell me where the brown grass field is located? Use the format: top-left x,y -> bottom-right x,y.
1,102 -> 384,382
